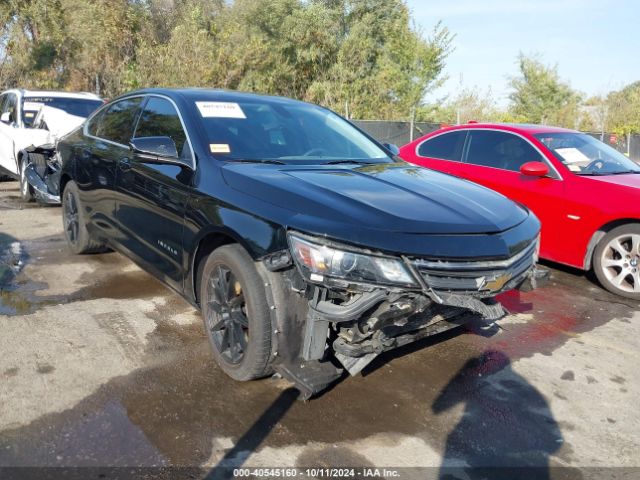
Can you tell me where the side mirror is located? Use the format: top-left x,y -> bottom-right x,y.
520,161 -> 549,178
383,143 -> 400,156
130,136 -> 187,167
0,112 -> 10,124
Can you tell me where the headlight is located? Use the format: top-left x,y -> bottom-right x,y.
288,232 -> 417,287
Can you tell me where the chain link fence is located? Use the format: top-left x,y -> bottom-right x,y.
585,132 -> 640,162
352,120 -> 442,147
353,120 -> 640,163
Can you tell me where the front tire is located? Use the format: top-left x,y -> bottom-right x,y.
62,181 -> 107,254
199,244 -> 273,381
19,156 -> 34,202
593,224 -> 640,300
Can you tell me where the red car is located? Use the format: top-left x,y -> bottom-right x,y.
400,123 -> 640,300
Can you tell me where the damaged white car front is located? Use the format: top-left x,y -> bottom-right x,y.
21,105 -> 89,204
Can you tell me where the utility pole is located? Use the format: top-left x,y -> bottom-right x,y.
600,104 -> 608,142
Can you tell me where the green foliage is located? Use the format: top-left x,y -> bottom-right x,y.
508,53 -> 582,128
606,81 -> 640,136
0,0 -> 451,119
421,54 -> 595,129
422,85 -> 501,124
0,0 -> 68,88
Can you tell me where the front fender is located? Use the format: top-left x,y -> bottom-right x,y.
182,197 -> 288,305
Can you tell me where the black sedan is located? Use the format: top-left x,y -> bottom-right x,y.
58,89 -> 541,398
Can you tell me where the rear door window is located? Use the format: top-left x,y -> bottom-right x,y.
465,130 -> 544,171
95,97 -> 144,145
417,131 -> 467,161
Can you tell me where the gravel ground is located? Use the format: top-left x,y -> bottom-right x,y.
0,180 -> 638,479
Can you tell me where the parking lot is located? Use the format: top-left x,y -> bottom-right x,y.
0,179 -> 639,478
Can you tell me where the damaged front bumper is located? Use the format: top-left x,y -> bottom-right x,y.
261,240 -> 546,400
21,146 -> 62,204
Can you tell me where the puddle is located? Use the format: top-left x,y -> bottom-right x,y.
0,236 -> 24,282
77,270 -> 167,300
0,316 -> 574,472
487,266 -> 639,359
0,234 -> 71,315
0,221 -> 637,471
0,233 -> 30,315
4,266 -> 619,470
0,233 -> 170,316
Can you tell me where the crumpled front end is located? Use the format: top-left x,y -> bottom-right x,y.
21,145 -> 62,204
259,229 -> 544,400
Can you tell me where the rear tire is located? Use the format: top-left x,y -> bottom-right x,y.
19,156 -> 34,202
62,181 -> 107,254
593,224 -> 640,300
199,244 -> 273,381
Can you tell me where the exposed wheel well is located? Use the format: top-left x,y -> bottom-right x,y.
584,218 -> 640,270
59,174 -> 72,198
192,232 -> 237,306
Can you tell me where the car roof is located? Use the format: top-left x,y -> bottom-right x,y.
436,122 -> 577,136
3,89 -> 102,101
120,87 -> 313,107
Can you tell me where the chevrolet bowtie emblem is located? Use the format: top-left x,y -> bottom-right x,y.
484,273 -> 513,292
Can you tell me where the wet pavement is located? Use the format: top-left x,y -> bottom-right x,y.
0,181 -> 639,479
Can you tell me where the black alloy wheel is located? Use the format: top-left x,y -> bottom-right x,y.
199,244 -> 273,381
205,265 -> 250,364
64,188 -> 80,246
61,181 -> 107,254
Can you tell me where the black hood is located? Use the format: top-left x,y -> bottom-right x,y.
222,162 -> 528,235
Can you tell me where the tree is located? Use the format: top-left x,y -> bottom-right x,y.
577,95 -> 609,134
133,2 -> 225,90
0,0 -> 68,89
508,53 -> 581,127
606,81 -> 640,136
307,1 -> 452,119
425,85 -> 502,124
0,0 -> 452,119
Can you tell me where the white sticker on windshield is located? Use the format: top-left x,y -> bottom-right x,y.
210,144 -> 231,154
23,102 -> 44,111
555,147 -> 591,164
196,102 -> 246,119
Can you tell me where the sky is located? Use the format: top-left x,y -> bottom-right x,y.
405,0 -> 640,106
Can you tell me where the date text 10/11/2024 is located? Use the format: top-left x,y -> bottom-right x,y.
233,468 -> 401,478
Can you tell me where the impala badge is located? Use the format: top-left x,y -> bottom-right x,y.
158,239 -> 178,256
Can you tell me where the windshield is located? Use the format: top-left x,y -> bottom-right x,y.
22,96 -> 103,127
535,132 -> 640,175
194,99 -> 391,164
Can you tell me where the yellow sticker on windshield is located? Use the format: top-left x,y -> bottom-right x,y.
210,144 -> 231,154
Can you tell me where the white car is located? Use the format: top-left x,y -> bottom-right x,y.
0,89 -> 103,201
